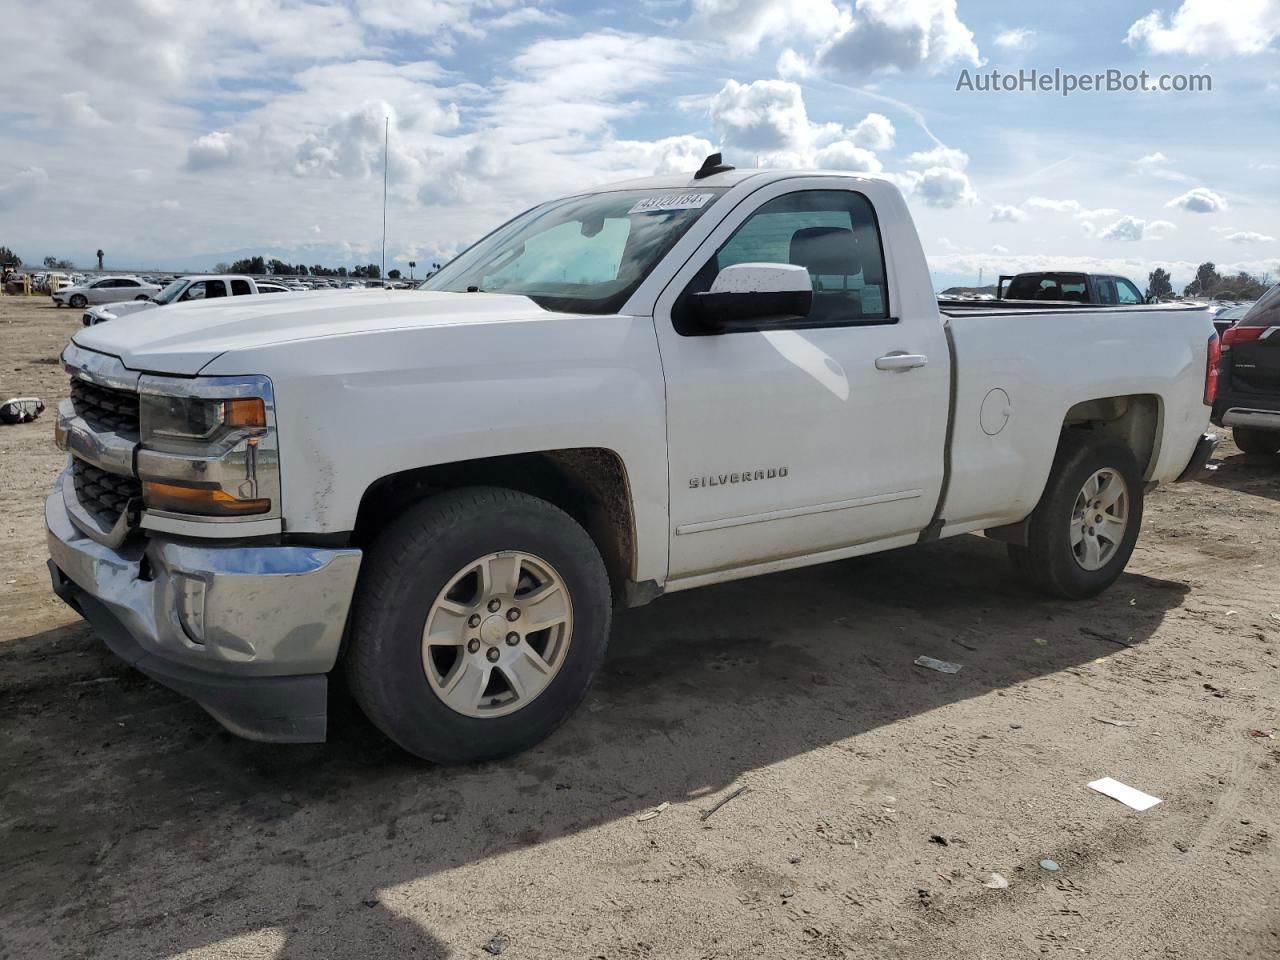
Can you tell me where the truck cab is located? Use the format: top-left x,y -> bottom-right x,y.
999,272 -> 1146,305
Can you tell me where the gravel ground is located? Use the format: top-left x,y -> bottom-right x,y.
1,295 -> 1277,960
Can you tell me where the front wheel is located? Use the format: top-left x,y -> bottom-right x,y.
1233,426 -> 1280,456
347,487 -> 611,764
69,294 -> 87,308
1008,433 -> 1143,599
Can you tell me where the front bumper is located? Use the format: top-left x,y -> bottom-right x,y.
46,475 -> 362,742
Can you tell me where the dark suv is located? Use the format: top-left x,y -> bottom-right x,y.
1212,284 -> 1280,454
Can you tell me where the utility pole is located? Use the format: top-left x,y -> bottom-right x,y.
381,116 -> 388,282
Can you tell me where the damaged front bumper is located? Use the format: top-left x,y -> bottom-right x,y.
46,472 -> 362,742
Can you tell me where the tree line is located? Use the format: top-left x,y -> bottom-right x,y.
1147,264 -> 1273,301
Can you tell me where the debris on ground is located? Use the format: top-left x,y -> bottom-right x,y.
482,933 -> 508,955
1093,716 -> 1138,727
1079,627 -> 1134,647
1248,729 -> 1276,739
982,873 -> 1009,889
929,835 -> 949,846
0,396 -> 44,424
1039,859 -> 1060,872
700,786 -> 747,822
1088,777 -> 1162,811
637,801 -> 670,822
914,655 -> 962,674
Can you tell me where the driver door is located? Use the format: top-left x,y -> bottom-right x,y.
652,179 -> 949,581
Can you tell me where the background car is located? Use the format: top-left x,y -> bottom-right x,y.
52,275 -> 161,308
1211,302 -> 1254,336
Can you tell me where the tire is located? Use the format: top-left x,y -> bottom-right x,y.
134,294 -> 149,301
1008,432 -> 1144,599
69,294 -> 86,308
1233,426 -> 1280,456
347,486 -> 611,764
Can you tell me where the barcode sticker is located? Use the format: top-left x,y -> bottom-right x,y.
628,193 -> 714,215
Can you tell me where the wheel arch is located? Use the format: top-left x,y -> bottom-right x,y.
1061,393 -> 1163,481
351,448 -> 640,606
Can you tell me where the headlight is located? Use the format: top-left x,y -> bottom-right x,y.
141,394 -> 266,449
136,376 -> 280,522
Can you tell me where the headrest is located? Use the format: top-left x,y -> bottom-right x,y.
789,226 -> 862,278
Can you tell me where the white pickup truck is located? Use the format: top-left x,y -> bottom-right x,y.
81,274 -> 290,326
47,159 -> 1220,763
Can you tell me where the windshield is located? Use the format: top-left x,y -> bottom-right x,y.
152,279 -> 187,304
420,188 -> 727,314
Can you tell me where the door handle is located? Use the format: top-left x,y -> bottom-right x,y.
875,353 -> 928,371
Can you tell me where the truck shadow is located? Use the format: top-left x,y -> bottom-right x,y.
0,534 -> 1189,958
1198,450 -> 1280,503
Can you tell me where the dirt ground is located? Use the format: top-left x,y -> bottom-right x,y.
1,294 -> 1277,960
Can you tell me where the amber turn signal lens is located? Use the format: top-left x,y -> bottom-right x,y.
143,481 -> 270,517
223,397 -> 266,429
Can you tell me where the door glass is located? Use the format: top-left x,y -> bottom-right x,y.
182,282 -> 207,301
230,279 -> 251,296
685,190 -> 889,328
1095,280 -> 1117,305
1116,279 -> 1142,304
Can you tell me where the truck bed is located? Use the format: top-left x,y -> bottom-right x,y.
938,299 -> 1208,317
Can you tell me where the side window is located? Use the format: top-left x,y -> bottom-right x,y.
680,189 -> 889,332
181,281 -> 207,301
230,279 -> 252,296
205,280 -> 227,299
92,279 -> 112,288
119,279 -> 139,288
1116,279 -> 1142,304
1095,279 -> 1117,305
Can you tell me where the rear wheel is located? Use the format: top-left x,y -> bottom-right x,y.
69,294 -> 86,308
347,486 -> 611,764
1008,433 -> 1143,599
1233,426 -> 1280,456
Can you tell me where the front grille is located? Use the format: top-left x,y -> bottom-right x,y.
69,377 -> 140,435
72,459 -> 142,529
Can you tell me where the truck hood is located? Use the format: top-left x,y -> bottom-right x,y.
71,289 -> 558,375
94,299 -> 157,319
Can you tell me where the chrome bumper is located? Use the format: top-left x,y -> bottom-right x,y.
46,472 -> 362,742
1223,408 -> 1280,430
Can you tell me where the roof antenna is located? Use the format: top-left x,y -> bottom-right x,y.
694,152 -> 735,180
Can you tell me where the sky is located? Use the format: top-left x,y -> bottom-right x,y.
0,0 -> 1276,290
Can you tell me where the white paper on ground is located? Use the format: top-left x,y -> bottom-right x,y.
1088,777 -> 1162,811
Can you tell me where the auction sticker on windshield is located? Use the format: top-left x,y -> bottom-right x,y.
629,193 -> 714,214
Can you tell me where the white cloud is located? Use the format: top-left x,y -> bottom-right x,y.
850,113 -> 895,151
1097,215 -> 1176,241
689,0 -> 845,54
60,91 -> 109,128
993,28 -> 1035,50
1224,231 -> 1276,244
904,166 -> 978,208
708,79 -> 892,171
1024,196 -> 1119,220
904,146 -> 968,170
989,204 -> 1027,222
813,141 -> 882,173
185,131 -> 247,171
818,0 -> 983,77
1125,0 -> 1280,56
1165,187 -> 1229,213
776,48 -> 814,79
0,166 -> 49,211
991,244 -> 1009,253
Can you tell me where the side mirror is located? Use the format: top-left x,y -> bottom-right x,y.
692,263 -> 812,330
